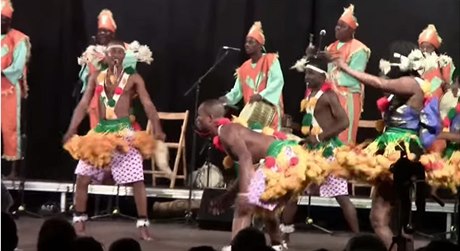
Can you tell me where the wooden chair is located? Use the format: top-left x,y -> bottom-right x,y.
350,119 -> 381,197
145,111 -> 189,188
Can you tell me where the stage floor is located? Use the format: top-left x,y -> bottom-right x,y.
15,218 -> 430,251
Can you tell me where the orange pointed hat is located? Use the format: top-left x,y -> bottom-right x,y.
418,24 -> 442,49
247,21 -> 265,45
339,4 -> 358,30
97,9 -> 117,32
1,0 -> 14,19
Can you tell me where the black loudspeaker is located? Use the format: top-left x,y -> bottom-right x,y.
197,188 -> 234,230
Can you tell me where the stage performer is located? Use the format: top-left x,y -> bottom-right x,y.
418,24 -> 455,98
1,0 -> 31,176
417,24 -> 456,153
421,70 -> 460,192
196,99 -> 331,251
63,40 -> 165,240
219,21 -> 284,130
325,4 -> 370,144
280,56 -> 359,247
333,41 -> 441,249
77,9 -> 143,129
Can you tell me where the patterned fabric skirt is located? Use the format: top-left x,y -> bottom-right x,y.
75,146 -> 144,185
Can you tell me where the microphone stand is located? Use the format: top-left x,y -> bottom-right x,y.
183,50 -> 230,224
12,98 -> 42,219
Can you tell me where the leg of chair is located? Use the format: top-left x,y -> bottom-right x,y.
181,144 -> 187,180
169,148 -> 181,189
151,158 -> 156,187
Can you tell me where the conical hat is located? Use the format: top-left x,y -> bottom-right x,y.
418,24 -> 442,49
1,0 -> 14,19
247,21 -> 265,45
98,9 -> 117,32
339,4 -> 358,30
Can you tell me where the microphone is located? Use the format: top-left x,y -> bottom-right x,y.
318,29 -> 327,52
222,46 -> 241,52
90,35 -> 96,45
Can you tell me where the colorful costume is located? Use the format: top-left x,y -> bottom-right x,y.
64,69 -> 156,184
300,83 -> 348,197
213,118 -> 331,212
334,77 -> 441,184
77,9 -> 152,128
326,5 -> 370,144
1,0 -> 31,160
225,22 -> 284,130
418,24 -> 456,99
421,95 -> 460,192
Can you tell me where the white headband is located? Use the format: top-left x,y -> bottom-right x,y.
306,64 -> 327,75
107,44 -> 126,51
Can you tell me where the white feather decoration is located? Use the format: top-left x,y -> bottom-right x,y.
154,140 -> 172,177
290,57 -> 308,72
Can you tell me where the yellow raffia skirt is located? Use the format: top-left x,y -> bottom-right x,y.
64,117 -> 156,168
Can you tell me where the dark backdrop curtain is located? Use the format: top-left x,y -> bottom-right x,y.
6,0 -> 459,181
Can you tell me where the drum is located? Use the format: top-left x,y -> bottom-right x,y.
194,163 -> 225,189
239,101 -> 276,128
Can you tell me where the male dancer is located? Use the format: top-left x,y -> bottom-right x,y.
196,99 -> 294,251
325,4 -> 370,144
1,0 -> 31,177
220,21 -> 284,130
333,41 -> 440,249
63,40 -> 165,240
281,56 -> 359,246
78,9 -> 139,129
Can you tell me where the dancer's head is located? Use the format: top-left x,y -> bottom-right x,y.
196,99 -> 226,136
304,55 -> 328,89
106,40 -> 125,68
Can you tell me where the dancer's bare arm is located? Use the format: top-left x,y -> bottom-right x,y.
63,74 -> 96,143
133,73 -> 165,140
438,132 -> 460,143
320,92 -> 349,141
334,57 -> 418,96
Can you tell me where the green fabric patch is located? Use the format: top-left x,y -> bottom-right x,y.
444,142 -> 459,159
302,113 -> 313,126
94,117 -> 131,133
375,127 -> 422,149
266,140 -> 298,157
306,137 -> 343,158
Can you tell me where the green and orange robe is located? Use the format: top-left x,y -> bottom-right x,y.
326,39 -> 370,144
225,53 -> 284,130
1,29 -> 31,160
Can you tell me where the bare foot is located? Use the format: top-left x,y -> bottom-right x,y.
139,226 -> 152,241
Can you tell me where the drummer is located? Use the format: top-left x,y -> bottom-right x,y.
219,21 -> 284,130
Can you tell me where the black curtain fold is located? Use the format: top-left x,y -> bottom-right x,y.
6,0 -> 459,180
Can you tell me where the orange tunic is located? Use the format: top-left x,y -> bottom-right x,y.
1,29 -> 30,160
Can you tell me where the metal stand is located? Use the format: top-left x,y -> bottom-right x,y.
415,193 -> 458,242
12,99 -> 42,219
183,50 -> 231,223
90,185 -> 136,221
304,193 -> 334,235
